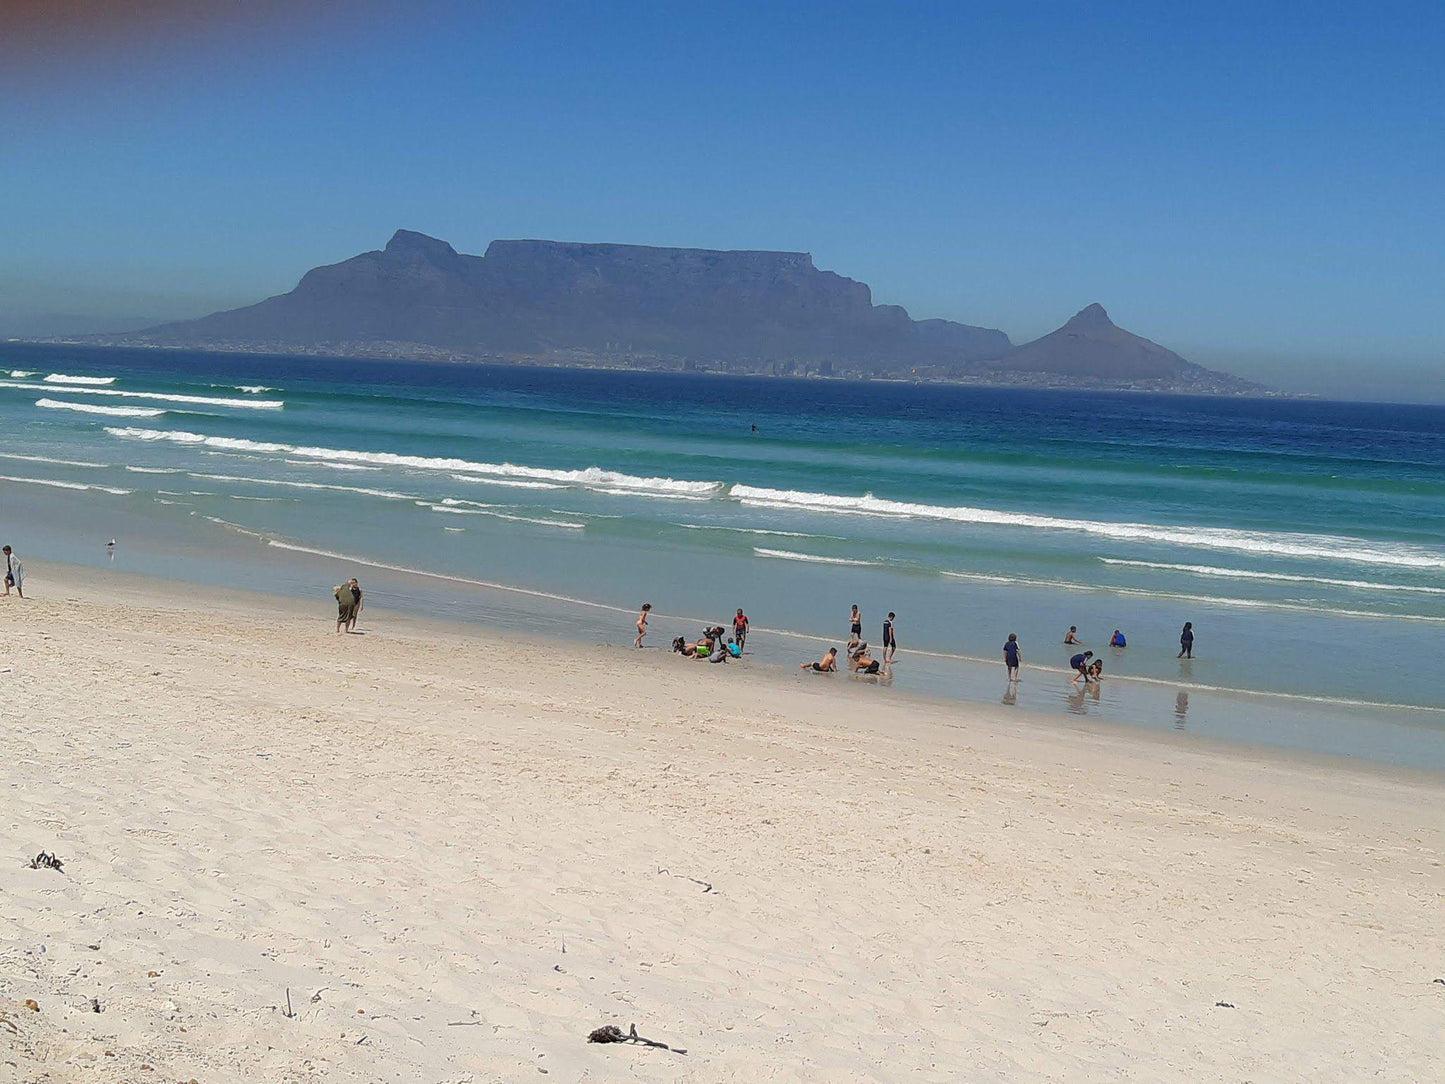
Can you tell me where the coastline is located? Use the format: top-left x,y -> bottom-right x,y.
3,562 -> 1442,1081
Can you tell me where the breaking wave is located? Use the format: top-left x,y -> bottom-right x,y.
105,427 -> 721,499
732,485 -> 1445,571
44,373 -> 117,385
36,397 -> 165,418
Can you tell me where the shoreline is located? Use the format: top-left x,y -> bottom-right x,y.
21,558 -> 1445,787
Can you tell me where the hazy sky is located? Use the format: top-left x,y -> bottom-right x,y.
2,1 -> 1441,399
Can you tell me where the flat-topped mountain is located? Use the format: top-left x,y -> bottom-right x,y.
131,230 -> 1010,367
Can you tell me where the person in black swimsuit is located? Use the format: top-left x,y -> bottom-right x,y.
882,612 -> 897,662
1178,621 -> 1194,659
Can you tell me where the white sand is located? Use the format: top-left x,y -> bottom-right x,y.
2,564 -> 1441,1082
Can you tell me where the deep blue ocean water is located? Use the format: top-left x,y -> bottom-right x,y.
4,342 -> 1444,767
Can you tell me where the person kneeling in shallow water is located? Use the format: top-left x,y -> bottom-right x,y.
800,647 -> 838,673
849,642 -> 884,675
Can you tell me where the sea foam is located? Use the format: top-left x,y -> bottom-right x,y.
44,373 -> 117,385
36,397 -> 165,418
1,380 -> 281,410
732,485 -> 1445,571
104,427 -> 721,498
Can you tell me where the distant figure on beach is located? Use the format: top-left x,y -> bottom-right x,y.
347,579 -> 363,632
1070,650 -> 1094,684
1003,633 -> 1021,682
733,608 -> 750,650
1110,629 -> 1126,648
1064,626 -> 1081,644
333,579 -> 357,633
1178,621 -> 1194,659
849,605 -> 862,648
3,546 -> 23,599
801,647 -> 839,673
635,603 -> 652,648
882,612 -> 897,662
751,423 -> 758,433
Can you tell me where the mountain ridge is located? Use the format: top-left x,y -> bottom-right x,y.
100,231 -> 1267,393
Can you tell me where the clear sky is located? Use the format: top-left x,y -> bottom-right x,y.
2,1 -> 1441,400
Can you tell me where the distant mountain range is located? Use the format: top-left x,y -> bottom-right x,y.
91,231 -> 1267,393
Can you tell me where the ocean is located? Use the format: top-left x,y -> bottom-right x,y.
4,342 -> 1444,768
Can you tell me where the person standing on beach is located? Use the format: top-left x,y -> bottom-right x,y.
849,604 -> 862,649
2,546 -> 23,598
882,612 -> 898,662
1178,621 -> 1194,659
1003,633 -> 1021,682
333,579 -> 356,633
635,603 -> 652,648
733,608 -> 750,651
347,579 -> 363,632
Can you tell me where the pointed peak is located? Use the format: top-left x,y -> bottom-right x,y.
384,230 -> 458,259
1065,302 -> 1113,328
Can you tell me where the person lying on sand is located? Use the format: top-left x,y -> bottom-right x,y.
800,648 -> 839,673
672,636 -> 697,658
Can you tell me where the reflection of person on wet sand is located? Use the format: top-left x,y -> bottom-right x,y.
1174,690 -> 1189,728
1066,682 -> 1101,714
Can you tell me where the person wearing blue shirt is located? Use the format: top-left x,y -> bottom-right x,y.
1110,629 -> 1126,648
1003,633 -> 1021,682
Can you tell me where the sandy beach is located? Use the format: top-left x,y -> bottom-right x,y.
2,563 -> 1441,1083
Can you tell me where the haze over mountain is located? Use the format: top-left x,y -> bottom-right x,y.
112,231 -> 1264,392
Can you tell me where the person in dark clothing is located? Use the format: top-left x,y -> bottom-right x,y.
1178,621 -> 1195,659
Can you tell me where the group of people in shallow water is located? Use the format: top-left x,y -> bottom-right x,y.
634,596 -> 1196,687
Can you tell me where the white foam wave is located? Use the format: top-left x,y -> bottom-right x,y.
186,472 -> 419,502
754,547 -> 878,567
36,397 -> 165,418
8,369 -> 37,378
0,452 -> 109,468
450,474 -> 565,491
104,427 -> 720,498
0,473 -> 130,495
732,485 -> 1445,571
44,373 -> 116,385
290,460 -> 381,472
422,502 -> 584,530
1,380 -> 281,410
1099,558 -> 1445,596
124,466 -> 183,474
939,571 -> 1445,623
211,384 -> 276,394
676,523 -> 838,539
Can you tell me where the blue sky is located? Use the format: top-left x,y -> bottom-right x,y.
2,1 -> 1441,399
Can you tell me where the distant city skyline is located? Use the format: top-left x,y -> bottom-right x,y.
2,2 -> 1441,400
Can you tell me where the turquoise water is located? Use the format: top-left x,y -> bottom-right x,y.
3,343 -> 1444,768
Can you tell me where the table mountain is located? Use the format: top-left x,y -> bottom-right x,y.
131,230 -> 1010,366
